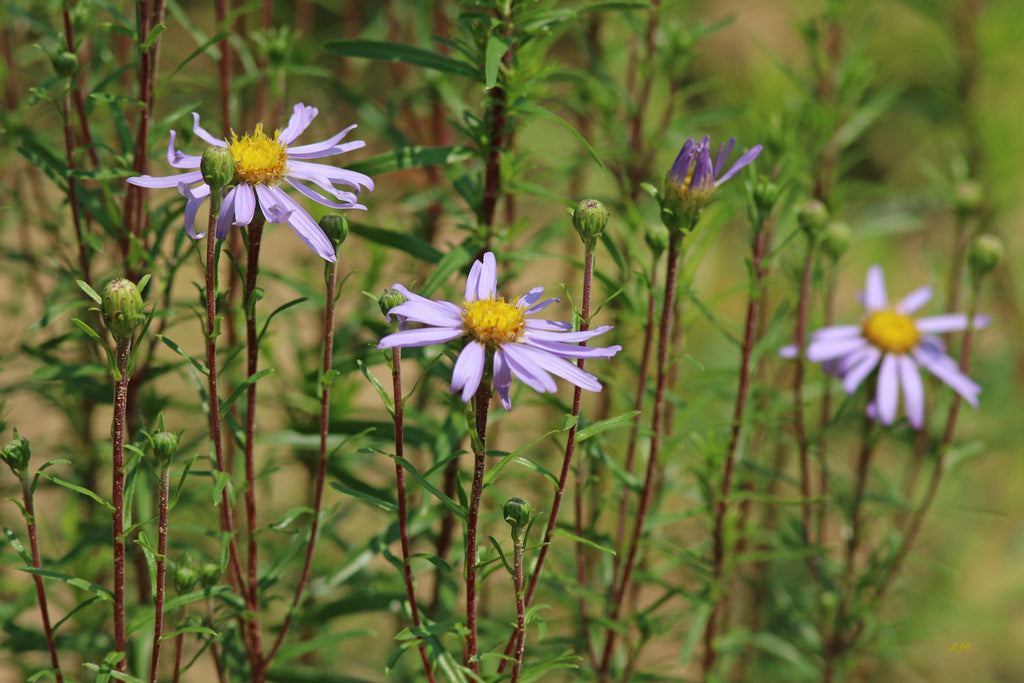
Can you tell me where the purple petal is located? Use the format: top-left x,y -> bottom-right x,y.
264,186 -> 337,261
527,338 -> 622,360
807,335 -> 869,363
286,124 -> 358,156
181,183 -> 211,238
388,299 -> 463,327
192,112 -> 226,147
842,347 -> 882,393
525,319 -> 572,332
516,287 -> 545,309
287,160 -> 374,192
808,325 -> 863,342
215,186 -> 238,238
667,138 -> 697,185
451,341 -> 486,402
523,325 -> 615,343
863,265 -> 888,310
715,144 -> 762,185
502,344 -> 558,393
166,130 -> 202,169
712,138 -> 736,179
128,170 -> 203,189
465,252 -> 498,302
278,103 -> 318,145
505,343 -> 602,392
233,183 -> 256,226
875,354 -> 900,425
898,355 -> 925,429
916,313 -> 989,334
377,326 -> 464,350
493,349 -> 513,410
779,344 -> 799,359
286,178 -> 362,210
896,286 -> 932,315
913,348 -> 981,406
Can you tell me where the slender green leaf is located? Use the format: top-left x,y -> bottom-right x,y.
346,145 -> 473,177
576,410 -> 641,442
324,39 -> 480,81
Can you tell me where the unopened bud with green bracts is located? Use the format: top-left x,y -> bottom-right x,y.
174,564 -> 198,594
572,199 -> 610,247
379,288 -> 408,322
150,431 -> 180,467
319,214 -> 349,250
199,562 -> 222,588
1,430 -> 31,476
101,278 -> 145,341
953,180 -> 984,215
820,221 -> 851,262
969,234 -> 1003,282
503,497 -> 532,541
645,222 -> 670,258
797,199 -> 829,238
201,147 -> 236,191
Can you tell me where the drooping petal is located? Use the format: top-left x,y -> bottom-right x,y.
493,349 -> 513,410
898,355 -> 925,429
181,183 -> 211,239
896,286 -> 932,315
166,130 -> 202,169
502,344 -> 558,393
451,341 -> 486,402
712,138 -> 736,179
913,348 -> 981,406
863,265 -> 888,310
875,353 -> 900,425
287,160 -> 374,192
215,186 -> 238,238
377,326 -> 464,350
506,343 -> 602,392
841,347 -> 882,393
286,178 -> 362,210
516,287 -> 545,309
192,112 -> 226,147
263,185 -> 337,261
387,300 -> 463,327
128,170 -> 203,189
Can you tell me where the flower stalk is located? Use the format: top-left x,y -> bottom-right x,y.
464,376 -> 493,673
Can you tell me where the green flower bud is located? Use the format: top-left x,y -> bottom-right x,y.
379,288 -> 408,321
968,233 -> 1003,281
51,51 -> 78,79
102,278 -> 145,341
572,199 -> 610,246
747,177 -> 780,227
1,430 -> 31,476
797,199 -> 830,238
644,222 -> 670,257
201,147 -> 236,191
150,431 -> 180,466
820,221 -> 851,262
199,562 -> 222,588
953,180 -> 984,214
503,497 -> 532,540
174,565 -> 198,594
319,214 -> 349,250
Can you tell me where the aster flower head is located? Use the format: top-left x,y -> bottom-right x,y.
127,103 -> 374,262
781,265 -> 989,429
377,252 -> 621,410
662,135 -> 763,233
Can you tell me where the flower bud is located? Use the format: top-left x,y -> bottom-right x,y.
747,177 -> 780,227
797,199 -> 829,238
378,288 -> 408,321
102,278 -> 145,341
174,565 -> 198,594
199,562 -> 222,588
150,431 -> 180,466
820,221 -> 851,262
51,51 -> 78,79
503,497 -> 532,540
572,199 -> 610,246
319,214 -> 349,250
953,180 -> 983,214
1,430 -> 31,476
201,147 -> 236,191
644,222 -> 670,257
968,233 -> 1003,281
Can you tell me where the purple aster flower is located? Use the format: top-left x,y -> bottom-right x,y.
127,103 -> 373,261
781,265 -> 989,429
377,252 -> 621,410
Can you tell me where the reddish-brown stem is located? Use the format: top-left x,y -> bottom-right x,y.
611,250 -> 660,585
792,242 -> 820,562
498,247 -> 598,673
464,379 -> 492,672
215,0 -> 232,138
701,221 -> 771,677
242,218 -> 267,681
479,3 -> 514,235
20,476 -> 64,682
150,465 -> 170,682
171,608 -> 185,683
599,232 -> 683,676
112,338 -> 131,673
511,533 -> 526,683
387,347 -> 437,682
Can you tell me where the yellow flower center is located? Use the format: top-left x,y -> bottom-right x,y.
862,310 -> 920,354
462,297 -> 526,347
227,123 -> 288,185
